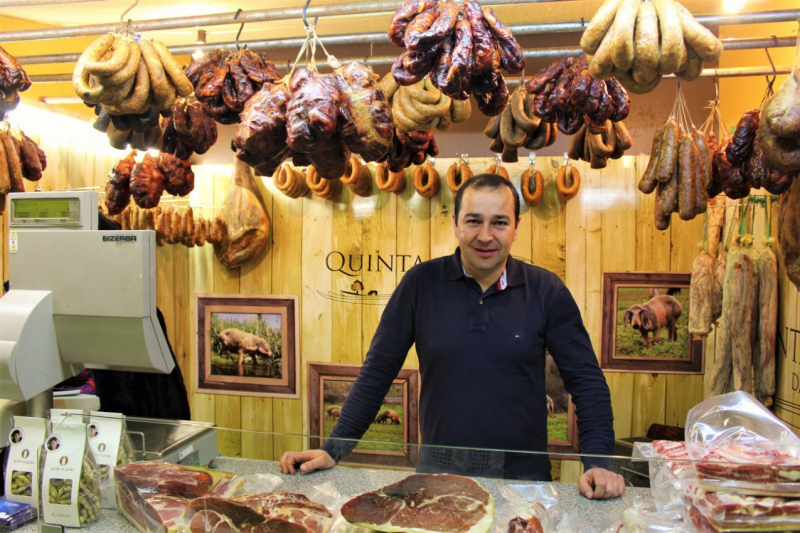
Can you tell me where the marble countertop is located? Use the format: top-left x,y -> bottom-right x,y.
18,457 -> 647,532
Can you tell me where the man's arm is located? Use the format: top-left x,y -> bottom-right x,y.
544,279 -> 623,497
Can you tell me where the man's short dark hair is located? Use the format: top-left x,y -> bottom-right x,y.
454,173 -> 520,227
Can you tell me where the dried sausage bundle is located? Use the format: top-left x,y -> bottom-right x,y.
580,0 -> 722,94
105,150 -> 194,214
445,160 -> 473,194
0,45 -> 31,120
187,48 -> 280,125
385,74 -> 470,134
638,87 -> 709,229
306,164 -> 342,200
111,203 -> 214,249
484,86 -> 557,163
233,82 -> 292,178
73,33 -> 193,135
524,56 -> 631,136
336,62 -> 394,163
389,0 -> 523,115
568,120 -> 632,169
385,128 -> 440,172
160,98 -> 218,160
273,162 -> 309,199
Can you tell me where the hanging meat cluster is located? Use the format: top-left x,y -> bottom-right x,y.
760,70 -> 800,174
483,87 -> 557,163
0,45 -> 31,120
233,61 -> 394,179
160,98 -> 218,160
0,130 -> 46,213
638,89 -> 709,229
91,103 -> 163,150
568,119 -> 632,169
73,33 -> 192,122
580,0 -> 723,93
186,49 -> 281,125
110,202 -> 221,249
709,109 -> 798,199
525,56 -> 631,135
389,0 -> 524,116
105,150 -> 194,215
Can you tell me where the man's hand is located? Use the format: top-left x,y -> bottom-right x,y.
279,450 -> 335,475
578,467 -> 625,499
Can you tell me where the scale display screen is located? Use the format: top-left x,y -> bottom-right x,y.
10,197 -> 81,226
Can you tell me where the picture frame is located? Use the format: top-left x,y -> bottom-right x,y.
545,351 -> 580,455
308,362 -> 420,469
196,294 -> 300,398
600,272 -> 704,374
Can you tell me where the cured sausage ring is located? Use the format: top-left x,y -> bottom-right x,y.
521,168 -> 544,204
413,161 -> 440,198
487,163 -> 509,180
556,164 -> 581,200
446,162 -> 473,195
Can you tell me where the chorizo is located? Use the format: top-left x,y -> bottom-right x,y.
677,132 -> 698,221
445,10 -> 473,97
606,78 -> 631,122
403,5 -> 442,50
390,0 -> 439,47
409,1 -> 458,51
652,0 -> 686,74
726,109 -> 759,166
481,7 -> 525,74
657,119 -> 680,182
556,165 -> 580,199
465,0 -> 494,76
412,161 -> 440,198
675,1 -> 723,62
521,168 -> 544,204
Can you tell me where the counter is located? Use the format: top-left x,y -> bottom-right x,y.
18,457 -> 649,532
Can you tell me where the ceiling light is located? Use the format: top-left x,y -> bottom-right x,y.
723,0 -> 745,13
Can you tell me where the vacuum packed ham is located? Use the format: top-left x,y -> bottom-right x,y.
341,474 -> 494,533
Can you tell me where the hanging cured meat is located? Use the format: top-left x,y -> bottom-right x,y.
213,159 -> 270,268
779,178 -> 800,290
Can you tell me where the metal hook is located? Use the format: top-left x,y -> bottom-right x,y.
460,153 -> 469,165
764,46 -> 777,89
302,0 -> 319,29
495,153 -> 502,167
563,152 -> 570,167
234,9 -> 245,51
528,152 -> 536,168
713,68 -> 719,106
119,0 -> 139,29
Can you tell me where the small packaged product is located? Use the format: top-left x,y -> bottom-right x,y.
40,422 -> 101,528
86,412 -> 135,509
3,417 -> 46,509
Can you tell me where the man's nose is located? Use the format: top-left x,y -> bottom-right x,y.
477,223 -> 493,241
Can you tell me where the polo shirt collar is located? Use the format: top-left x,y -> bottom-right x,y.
446,248 -> 525,289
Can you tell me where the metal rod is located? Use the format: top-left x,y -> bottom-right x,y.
28,64 -> 795,85
0,0 -> 556,42
16,32 -> 800,66
3,2 -> 800,43
3,0 -> 106,4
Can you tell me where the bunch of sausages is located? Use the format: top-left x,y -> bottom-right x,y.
760,71 -> 800,175
105,150 -> 194,215
638,92 -> 710,229
161,98 -> 219,160
0,45 -> 31,120
525,56 -> 631,135
73,33 -> 192,119
186,49 -> 281,125
111,202 -> 223,249
710,109 -> 797,199
381,74 -> 471,133
580,0 -> 722,94
568,119 -> 632,169
483,87 -> 557,163
233,62 -> 394,180
273,162 -> 309,199
389,0 -> 524,116
0,130 -> 46,212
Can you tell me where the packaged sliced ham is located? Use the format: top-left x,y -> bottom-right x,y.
686,483 -> 800,532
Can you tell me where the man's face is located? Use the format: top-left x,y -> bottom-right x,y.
453,186 -> 518,282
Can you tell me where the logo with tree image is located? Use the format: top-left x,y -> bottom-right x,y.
210,312 -> 282,378
323,380 -> 405,454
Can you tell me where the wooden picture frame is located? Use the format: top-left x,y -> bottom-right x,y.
308,362 -> 420,469
600,272 -> 704,374
545,351 -> 580,455
196,294 -> 300,398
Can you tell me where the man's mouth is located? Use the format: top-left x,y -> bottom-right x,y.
474,247 -> 496,258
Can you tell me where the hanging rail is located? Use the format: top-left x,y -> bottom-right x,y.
16,29 -> 799,66
1,2 -> 799,43
0,0 -> 548,42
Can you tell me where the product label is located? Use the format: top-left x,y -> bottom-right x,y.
4,416 -> 46,509
9,231 -> 17,254
49,408 -> 84,428
88,412 -> 123,509
42,423 -> 87,528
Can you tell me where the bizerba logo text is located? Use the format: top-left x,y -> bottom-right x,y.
102,235 -> 137,242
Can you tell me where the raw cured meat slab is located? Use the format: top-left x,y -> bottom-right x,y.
234,493 -> 333,533
341,474 -> 494,533
186,498 -> 309,533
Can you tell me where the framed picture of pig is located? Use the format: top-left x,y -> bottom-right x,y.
600,272 -> 704,374
196,294 -> 300,398
307,362 -> 420,469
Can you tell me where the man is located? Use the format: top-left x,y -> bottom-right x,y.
280,174 -> 624,499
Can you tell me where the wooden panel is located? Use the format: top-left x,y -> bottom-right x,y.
531,160 -> 567,280
215,395 -> 242,458
430,161 -> 457,261
632,374 -> 667,436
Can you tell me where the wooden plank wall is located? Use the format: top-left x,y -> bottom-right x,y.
5,106 -> 799,481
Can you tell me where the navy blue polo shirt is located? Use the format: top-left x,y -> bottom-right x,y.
322,249 -> 615,480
